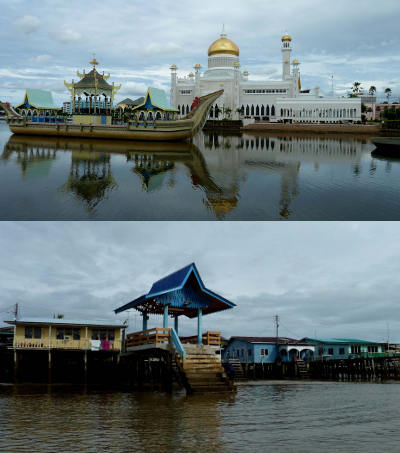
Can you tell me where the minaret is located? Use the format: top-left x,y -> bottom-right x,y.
170,64 -> 178,107
194,64 -> 201,98
233,61 -> 240,119
281,33 -> 292,80
292,59 -> 300,95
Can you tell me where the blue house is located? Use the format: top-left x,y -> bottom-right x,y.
132,87 -> 179,121
302,338 -> 383,360
223,337 -> 315,364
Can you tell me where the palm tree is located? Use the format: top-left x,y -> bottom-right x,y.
352,82 -> 362,95
385,88 -> 392,104
369,86 -> 377,120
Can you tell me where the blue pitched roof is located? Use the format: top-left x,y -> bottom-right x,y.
114,263 -> 235,318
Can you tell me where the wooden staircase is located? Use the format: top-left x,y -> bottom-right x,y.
227,358 -> 246,380
296,359 -> 310,378
177,345 -> 235,393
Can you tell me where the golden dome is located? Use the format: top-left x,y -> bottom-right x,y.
234,61 -> 240,67
188,72 -> 194,77
208,36 -> 239,57
292,59 -> 299,64
282,34 -> 292,42
243,70 -> 249,75
170,64 -> 177,69
194,63 -> 201,69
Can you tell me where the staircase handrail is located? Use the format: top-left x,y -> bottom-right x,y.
170,327 -> 186,360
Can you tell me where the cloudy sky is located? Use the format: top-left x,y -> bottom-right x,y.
0,0 -> 399,106
0,221 -> 399,343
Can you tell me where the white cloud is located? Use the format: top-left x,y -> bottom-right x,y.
29,55 -> 53,64
14,15 -> 41,34
50,28 -> 82,44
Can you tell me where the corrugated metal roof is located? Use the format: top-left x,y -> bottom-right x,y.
16,89 -> 58,109
229,336 -> 304,345
114,263 -> 235,318
4,317 -> 125,327
303,337 -> 379,345
74,69 -> 112,90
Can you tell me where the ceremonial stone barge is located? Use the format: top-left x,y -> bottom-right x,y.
115,263 -> 236,393
0,58 -> 223,142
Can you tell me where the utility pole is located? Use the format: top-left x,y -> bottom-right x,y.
14,303 -> 18,321
274,315 -> 280,345
331,75 -> 334,98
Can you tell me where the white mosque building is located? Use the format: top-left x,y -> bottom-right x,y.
170,31 -> 361,123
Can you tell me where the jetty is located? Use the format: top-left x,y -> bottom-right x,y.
115,263 -> 236,393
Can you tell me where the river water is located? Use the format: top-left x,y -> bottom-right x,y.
0,381 -> 399,452
1,122 -> 399,220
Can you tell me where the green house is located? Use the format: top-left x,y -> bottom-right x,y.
132,87 -> 179,121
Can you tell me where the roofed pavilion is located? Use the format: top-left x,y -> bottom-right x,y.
114,263 -> 235,344
64,57 -> 121,122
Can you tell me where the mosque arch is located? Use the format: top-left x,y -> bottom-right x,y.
271,105 -> 275,116
246,105 -> 250,116
155,112 -> 162,120
139,112 -> 145,120
251,105 -> 254,116
266,105 -> 270,116
261,105 -> 265,116
256,105 -> 260,116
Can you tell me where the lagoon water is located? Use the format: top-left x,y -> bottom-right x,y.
0,381 -> 399,452
1,122 -> 399,220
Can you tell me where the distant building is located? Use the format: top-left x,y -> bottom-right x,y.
302,337 -> 383,360
171,30 -> 361,123
5,317 -> 125,352
15,88 -> 60,122
63,101 -> 72,114
223,337 -> 315,363
365,102 -> 400,121
116,97 -> 145,110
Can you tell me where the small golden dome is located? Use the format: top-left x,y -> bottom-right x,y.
292,59 -> 300,64
90,57 -> 99,67
194,63 -> 201,68
170,64 -> 177,70
234,61 -> 240,67
282,34 -> 292,42
188,72 -> 194,77
208,36 -> 239,57
243,70 -> 249,75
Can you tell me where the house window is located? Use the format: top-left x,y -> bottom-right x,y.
260,348 -> 269,356
73,328 -> 80,340
100,329 -> 107,341
351,345 -> 361,354
328,348 -> 334,355
92,329 -> 99,340
65,328 -> 72,337
368,346 -> 378,353
34,327 -> 42,339
248,349 -> 252,356
25,326 -> 33,339
108,329 -> 115,341
56,328 -> 64,340
339,348 -> 345,355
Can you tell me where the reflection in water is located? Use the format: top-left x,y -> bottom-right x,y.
1,129 -> 399,220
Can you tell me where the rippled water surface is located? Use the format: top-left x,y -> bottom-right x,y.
1,122 -> 400,220
0,381 -> 399,452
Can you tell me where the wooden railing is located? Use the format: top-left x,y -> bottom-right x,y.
13,336 -> 121,351
125,328 -> 170,348
125,329 -> 221,348
180,331 -> 221,347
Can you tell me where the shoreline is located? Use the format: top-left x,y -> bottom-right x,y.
241,122 -> 381,135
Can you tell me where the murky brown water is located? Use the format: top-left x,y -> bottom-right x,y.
1,381 -> 399,452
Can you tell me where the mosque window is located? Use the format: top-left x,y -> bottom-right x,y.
180,90 -> 192,95
244,89 -> 287,95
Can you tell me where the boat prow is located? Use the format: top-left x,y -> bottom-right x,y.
371,137 -> 400,157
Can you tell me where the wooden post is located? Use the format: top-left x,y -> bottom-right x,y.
48,349 -> 52,384
174,316 -> 179,335
14,349 -> 18,383
163,305 -> 168,328
84,350 -> 88,384
142,313 -> 148,332
197,308 -> 202,345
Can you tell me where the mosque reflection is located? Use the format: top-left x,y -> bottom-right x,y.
2,132 -> 373,219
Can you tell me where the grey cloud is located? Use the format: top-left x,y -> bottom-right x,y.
14,15 -> 41,35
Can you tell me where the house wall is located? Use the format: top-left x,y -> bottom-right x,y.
223,340 -> 279,364
14,324 -> 121,350
308,342 -> 383,360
